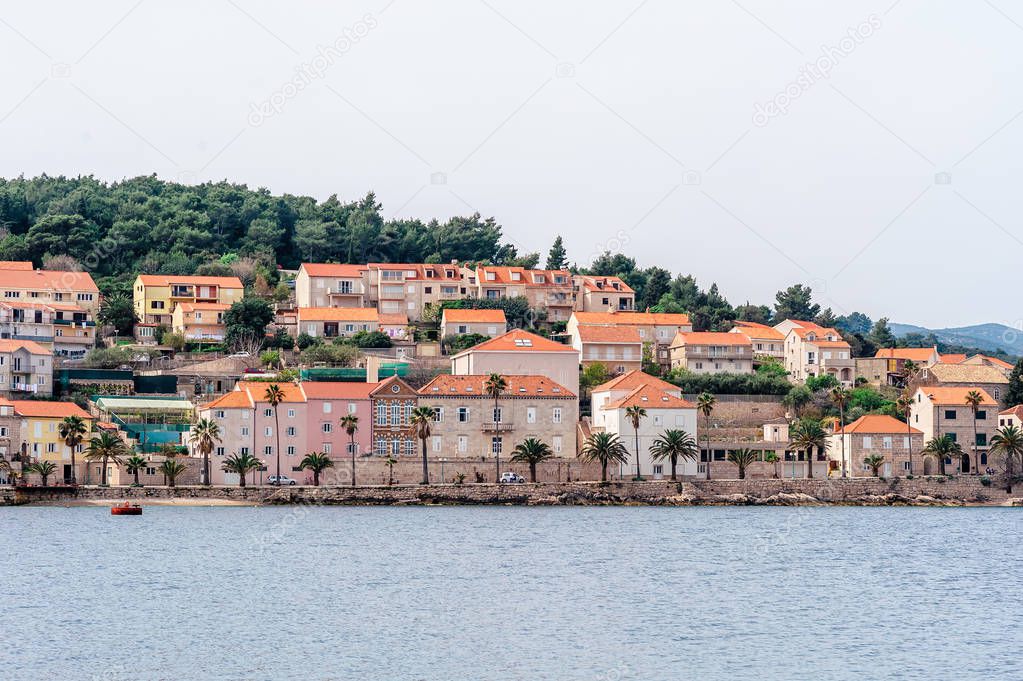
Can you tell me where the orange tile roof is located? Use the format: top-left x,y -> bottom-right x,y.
455,329 -> 576,354
300,381 -> 378,399
673,331 -> 751,346
814,340 -> 853,348
968,354 -> 1014,370
202,390 -> 255,409
731,321 -> 785,341
378,313 -> 409,326
177,302 -> 230,312
0,268 -> 99,292
591,370 -> 679,394
419,374 -> 575,398
442,309 -> 507,324
838,414 -> 922,435
12,401 -> 91,419
0,261 -> 33,270
240,382 -> 306,403
939,354 -> 968,364
369,263 -> 463,280
0,339 -> 50,354
297,307 -> 379,322
477,267 -> 572,287
573,311 -> 691,326
604,384 -> 695,410
791,325 -> 842,339
137,274 -> 243,288
579,275 -> 634,294
917,386 -> 997,406
301,263 -> 368,277
576,325 -> 642,343
999,405 -> 1023,418
875,347 -> 937,361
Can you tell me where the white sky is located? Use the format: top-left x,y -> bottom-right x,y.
1,0 -> 1021,328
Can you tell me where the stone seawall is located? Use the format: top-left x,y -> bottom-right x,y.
5,477 -> 1020,507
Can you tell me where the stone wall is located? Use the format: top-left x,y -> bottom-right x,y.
7,476 -> 1017,506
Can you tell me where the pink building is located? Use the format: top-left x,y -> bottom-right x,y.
195,381 -> 376,485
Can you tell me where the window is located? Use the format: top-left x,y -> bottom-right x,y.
491,437 -> 503,454
375,440 -> 387,456
287,409 -> 295,418
654,415 -> 662,426
552,408 -> 562,424
323,402 -> 332,414
264,446 -> 273,456
903,461 -> 912,472
944,410 -> 956,420
376,403 -> 386,425
347,442 -> 357,454
404,440 -> 415,457
348,403 -> 357,414
458,407 -> 469,423
863,436 -> 872,449
286,446 -> 296,456
241,427 -> 249,436
882,437 -> 892,449
653,465 -> 663,475
322,423 -> 332,433
240,447 -> 249,456
264,409 -> 273,417
323,443 -> 332,454
976,433 -> 987,447
432,436 -> 441,452
391,404 -> 400,425
458,436 -> 468,453
976,410 -> 986,420
216,447 -> 225,457
903,436 -> 910,449
432,407 -> 443,422
492,407 -> 502,424
553,435 -> 562,453
214,410 -> 225,419
526,407 -> 536,424
947,432 -> 957,443
264,427 -> 272,437
286,427 -> 296,436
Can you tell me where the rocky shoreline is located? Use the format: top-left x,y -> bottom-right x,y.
4,477 -> 1020,507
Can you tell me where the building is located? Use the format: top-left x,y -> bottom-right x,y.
369,375 -> 419,460
781,321 -> 854,386
729,321 -> 785,361
450,329 -> 580,396
998,405 -> 1023,429
0,340 -> 53,397
133,275 -> 244,340
669,332 -> 753,375
366,263 -> 467,320
297,307 -> 380,339
909,386 -> 998,474
960,354 -> 1014,378
573,275 -> 635,312
875,346 -> 941,370
916,363 -> 1009,404
13,400 -> 93,484
92,395 -> 195,454
440,308 -> 508,339
828,414 -> 925,477
171,302 -> 229,342
571,325 -> 643,374
295,263 -> 369,308
0,301 -> 95,359
568,311 -> 691,371
0,267 -> 100,316
198,381 -> 376,484
416,374 -> 577,471
469,266 -> 575,322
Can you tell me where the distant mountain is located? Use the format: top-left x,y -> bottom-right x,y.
890,322 -> 1023,357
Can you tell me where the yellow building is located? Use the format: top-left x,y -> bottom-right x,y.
13,400 -> 93,483
133,275 -> 244,341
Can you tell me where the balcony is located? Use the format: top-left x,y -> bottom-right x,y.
11,382 -> 39,393
53,319 -> 95,327
481,421 -> 512,432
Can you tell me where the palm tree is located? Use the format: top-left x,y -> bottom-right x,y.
384,453 -> 397,486
222,452 -> 263,488
300,451 -> 334,486
696,392 -> 716,480
340,414 -> 359,487
830,386 -> 851,477
29,460 -> 57,486
124,454 -> 148,486
191,418 -> 221,486
84,432 -> 129,487
159,459 -> 186,487
485,373 -> 508,482
895,391 -> 914,475
922,434 -> 962,476
726,448 -> 758,479
989,424 -> 1023,493
264,384 -> 285,484
58,415 -> 88,484
649,429 -> 698,481
965,390 -> 984,475
863,454 -> 886,477
510,438 -> 552,482
789,417 -> 829,479
625,404 -> 647,480
764,451 -> 780,479
409,406 -> 434,485
579,432 -> 629,483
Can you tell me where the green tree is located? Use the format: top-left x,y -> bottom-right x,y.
641,267 -> 671,311
510,438 -> 553,482
159,459 -> 187,487
442,333 -> 490,354
340,414 -> 359,487
773,284 -> 819,322
965,390 -> 984,475
697,393 -> 716,480
783,385 -> 813,416
409,406 -> 434,485
989,425 -> 1023,492
764,451 -> 780,478
789,417 -> 829,479
895,391 -> 915,474
579,432 -> 629,483
224,297 -> 274,347
625,404 -> 647,480
58,415 -> 88,485
1005,358 -> 1023,407
222,452 -> 263,487
264,384 -> 285,483
28,460 -> 57,485
830,386 -> 851,477
485,374 -> 508,482
348,330 -> 392,349
546,235 -> 567,270
863,454 -> 886,477
922,434 -> 961,476
300,452 -> 334,486
868,317 -> 896,348
124,454 -> 148,486
649,429 -> 698,480
98,294 -> 138,336
726,448 -> 757,479
191,418 -> 221,486
84,432 -> 129,486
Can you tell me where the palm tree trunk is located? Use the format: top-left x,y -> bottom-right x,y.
70,445 -> 77,485
494,396 -> 501,484
529,462 -> 537,483
239,472 -> 246,488
601,461 -> 607,482
972,416 -> 979,476
839,404 -> 847,478
314,470 -> 320,486
634,426 -> 641,480
739,465 -> 745,480
133,470 -> 140,486
101,455 -> 108,486
274,408 -> 282,482
420,438 -> 429,484
350,433 -> 356,487
203,451 -> 210,486
907,421 -> 913,475
704,422 -> 711,481
168,474 -> 175,488
670,456 -> 677,481
807,448 -> 814,479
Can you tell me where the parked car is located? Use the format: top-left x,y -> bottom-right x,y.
499,472 -> 525,483
266,475 -> 298,486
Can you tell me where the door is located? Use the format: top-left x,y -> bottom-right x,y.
883,463 -> 891,478
63,464 -> 72,484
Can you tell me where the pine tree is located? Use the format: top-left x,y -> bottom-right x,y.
546,235 -> 567,270
1005,358 -> 1023,407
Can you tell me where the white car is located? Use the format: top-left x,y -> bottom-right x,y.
266,475 -> 298,486
499,472 -> 525,483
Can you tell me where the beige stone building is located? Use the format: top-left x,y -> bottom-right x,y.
909,386 -> 998,474
295,263 -> 369,308
0,301 -> 95,359
440,308 -> 507,339
960,354 -> 1014,377
450,329 -> 580,396
297,307 -> 379,339
781,321 -> 854,386
998,405 -> 1023,429
468,266 -> 575,322
0,267 -> 100,316
669,332 -> 753,375
0,340 -> 53,397
828,414 -> 925,477
572,275 -> 635,312
568,311 -> 691,372
417,374 -> 578,466
729,321 -> 785,361
367,263 -> 467,320
915,363 -> 1009,404
571,325 -> 643,374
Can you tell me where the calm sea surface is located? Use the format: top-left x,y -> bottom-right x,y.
0,506 -> 1019,681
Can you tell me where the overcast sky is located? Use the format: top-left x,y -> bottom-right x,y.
1,1 -> 1020,328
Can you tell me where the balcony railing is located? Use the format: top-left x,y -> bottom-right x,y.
481,421 -> 511,432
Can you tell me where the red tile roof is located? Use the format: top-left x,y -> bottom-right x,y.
916,386 -> 997,406
672,331 -> 752,346
0,261 -> 33,270
838,414 -> 922,435
12,401 -> 91,419
875,347 -> 937,361
731,321 -> 785,341
939,354 -> 968,364
442,309 -> 507,324
576,325 -> 642,343
300,382 -> 378,399
0,339 -> 50,355
573,311 -> 690,326
0,268 -> 99,292
137,275 -> 242,288
578,275 -> 634,294
591,370 -> 679,395
368,263 -> 463,280
604,384 -> 695,410
999,405 -> 1023,418
301,263 -> 368,277
455,329 -> 576,354
419,374 -> 575,398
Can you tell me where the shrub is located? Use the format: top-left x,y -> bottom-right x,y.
442,333 -> 489,354
296,332 -> 318,350
668,370 -> 792,396
980,475 -> 992,487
